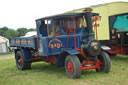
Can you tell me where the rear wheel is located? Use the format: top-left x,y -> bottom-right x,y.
16,51 -> 31,70
96,52 -> 111,73
65,55 -> 81,78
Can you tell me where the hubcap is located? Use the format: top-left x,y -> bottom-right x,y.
67,61 -> 74,74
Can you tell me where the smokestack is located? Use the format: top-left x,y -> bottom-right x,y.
84,8 -> 95,40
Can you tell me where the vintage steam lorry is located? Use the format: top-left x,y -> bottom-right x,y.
9,8 -> 111,78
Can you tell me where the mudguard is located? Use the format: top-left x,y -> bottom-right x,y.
62,49 -> 79,55
55,49 -> 79,67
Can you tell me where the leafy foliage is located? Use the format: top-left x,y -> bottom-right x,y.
17,28 -> 28,37
5,29 -> 19,38
0,27 -> 9,36
0,27 -> 35,38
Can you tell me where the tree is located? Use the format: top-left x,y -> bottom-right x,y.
17,28 -> 36,37
17,28 -> 27,37
27,28 -> 36,32
0,27 -> 9,36
5,29 -> 19,38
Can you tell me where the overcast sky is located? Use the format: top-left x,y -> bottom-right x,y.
0,0 -> 127,29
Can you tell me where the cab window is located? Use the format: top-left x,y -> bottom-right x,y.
54,19 -> 66,36
45,19 -> 55,37
76,16 -> 87,28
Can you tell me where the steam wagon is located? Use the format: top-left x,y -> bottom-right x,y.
102,13 -> 128,56
9,8 -> 111,78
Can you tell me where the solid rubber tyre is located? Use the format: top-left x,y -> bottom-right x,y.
65,55 -> 81,78
16,51 -> 31,70
96,52 -> 111,73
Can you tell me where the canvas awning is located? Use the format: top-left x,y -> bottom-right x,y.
113,14 -> 128,31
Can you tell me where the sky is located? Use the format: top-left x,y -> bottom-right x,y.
0,0 -> 127,29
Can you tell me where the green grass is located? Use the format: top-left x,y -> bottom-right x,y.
0,54 -> 128,85
0,53 -> 14,57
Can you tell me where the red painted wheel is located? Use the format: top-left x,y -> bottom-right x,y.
67,61 -> 74,74
16,51 -> 31,70
65,55 -> 81,78
96,60 -> 104,71
18,56 -> 22,66
96,52 -> 111,73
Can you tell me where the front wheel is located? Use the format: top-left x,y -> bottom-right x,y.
16,51 -> 31,70
65,55 -> 81,78
96,52 -> 111,73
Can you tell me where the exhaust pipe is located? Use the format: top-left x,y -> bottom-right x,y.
84,8 -> 95,41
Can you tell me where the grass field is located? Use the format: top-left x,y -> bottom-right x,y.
0,54 -> 128,85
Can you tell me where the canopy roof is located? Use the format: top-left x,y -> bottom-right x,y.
36,12 -> 99,21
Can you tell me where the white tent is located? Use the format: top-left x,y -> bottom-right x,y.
23,31 -> 37,37
0,36 -> 9,54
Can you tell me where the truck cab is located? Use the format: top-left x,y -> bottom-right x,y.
36,13 -> 89,56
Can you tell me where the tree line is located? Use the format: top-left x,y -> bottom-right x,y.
0,27 -> 36,39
